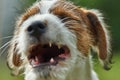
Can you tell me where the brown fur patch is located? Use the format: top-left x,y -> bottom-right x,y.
11,43 -> 22,67
50,1 -> 92,56
12,53 -> 22,67
86,12 -> 107,60
50,1 -> 109,59
50,1 -> 80,22
17,6 -> 40,27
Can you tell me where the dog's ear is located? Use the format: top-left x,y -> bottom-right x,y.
85,10 -> 112,70
7,42 -> 24,76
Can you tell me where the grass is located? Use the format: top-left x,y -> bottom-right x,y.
94,53 -> 120,80
0,53 -> 120,80
0,59 -> 23,80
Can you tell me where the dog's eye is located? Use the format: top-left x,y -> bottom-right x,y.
58,15 -> 66,19
57,14 -> 66,19
57,15 -> 71,22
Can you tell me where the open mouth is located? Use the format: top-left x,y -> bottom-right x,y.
28,43 -> 70,68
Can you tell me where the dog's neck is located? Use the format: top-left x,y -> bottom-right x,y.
66,55 -> 93,80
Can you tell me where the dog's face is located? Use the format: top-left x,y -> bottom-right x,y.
7,0 -> 112,80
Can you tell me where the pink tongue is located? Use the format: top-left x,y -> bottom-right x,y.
59,54 -> 68,58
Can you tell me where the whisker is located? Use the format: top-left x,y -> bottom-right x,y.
0,36 -> 13,41
0,41 -> 11,50
0,44 -> 9,57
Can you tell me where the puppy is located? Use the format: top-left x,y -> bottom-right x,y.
7,0 -> 112,80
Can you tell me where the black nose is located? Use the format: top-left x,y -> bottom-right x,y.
27,21 -> 46,37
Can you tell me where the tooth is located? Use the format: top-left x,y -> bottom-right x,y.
58,44 -> 61,49
49,42 -> 52,47
50,58 -> 54,63
31,60 -> 34,65
35,56 -> 38,61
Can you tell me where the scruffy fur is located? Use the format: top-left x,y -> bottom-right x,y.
7,0 -> 112,80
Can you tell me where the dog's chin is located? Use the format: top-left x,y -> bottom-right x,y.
27,43 -> 70,69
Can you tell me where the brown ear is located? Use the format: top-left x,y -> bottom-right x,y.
12,53 -> 22,67
86,10 -> 112,70
7,42 -> 23,76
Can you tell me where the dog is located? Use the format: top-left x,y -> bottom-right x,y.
7,0 -> 112,80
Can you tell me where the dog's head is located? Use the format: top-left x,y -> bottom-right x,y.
7,0 -> 112,80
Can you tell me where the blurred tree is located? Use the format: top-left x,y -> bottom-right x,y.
16,0 -> 36,14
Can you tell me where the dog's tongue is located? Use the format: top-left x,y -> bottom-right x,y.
28,44 -> 70,67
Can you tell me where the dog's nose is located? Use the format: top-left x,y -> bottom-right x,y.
27,21 -> 46,37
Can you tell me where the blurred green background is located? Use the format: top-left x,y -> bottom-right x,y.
0,0 -> 120,80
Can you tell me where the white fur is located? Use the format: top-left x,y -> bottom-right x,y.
39,0 -> 57,13
13,0 -> 99,80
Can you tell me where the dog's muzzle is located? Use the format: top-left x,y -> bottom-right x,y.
26,21 -> 71,68
27,21 -> 47,39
